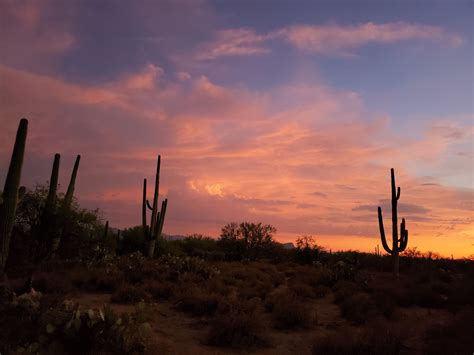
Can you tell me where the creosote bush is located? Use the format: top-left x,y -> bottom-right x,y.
207,298 -> 268,349
269,289 -> 317,329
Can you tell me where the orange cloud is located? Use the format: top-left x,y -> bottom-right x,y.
0,64 -> 472,258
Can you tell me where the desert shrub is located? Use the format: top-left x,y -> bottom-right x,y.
38,300 -> 152,354
218,222 -> 277,260
329,260 -> 357,281
174,286 -> 221,316
313,285 -> 331,298
332,280 -> 360,304
371,290 -> 396,317
424,306 -> 474,354
71,268 -> 120,293
409,283 -> 446,308
0,289 -> 42,353
270,289 -> 316,329
207,298 -> 268,349
312,321 -> 402,354
144,280 -> 175,300
339,292 -> 376,324
289,281 -> 315,298
158,254 -> 220,280
294,235 -> 323,264
111,284 -> 149,304
119,226 -> 146,255
446,277 -> 474,312
33,271 -> 74,294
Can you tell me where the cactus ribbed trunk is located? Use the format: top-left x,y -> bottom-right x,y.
142,155 -> 167,258
377,168 -> 409,276
390,169 -> 399,275
0,118 -> 28,271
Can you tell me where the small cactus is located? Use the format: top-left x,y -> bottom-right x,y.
0,118 -> 28,271
377,168 -> 409,276
142,155 -> 168,257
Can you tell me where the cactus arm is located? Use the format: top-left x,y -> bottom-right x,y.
396,187 -> 400,200
146,200 -> 153,210
157,199 -> 167,237
399,229 -> 408,251
399,218 -> 408,251
378,206 -> 392,254
0,118 -> 28,271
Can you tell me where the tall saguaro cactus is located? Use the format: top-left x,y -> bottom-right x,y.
39,154 -> 60,257
51,155 -> 80,255
0,118 -> 28,271
377,168 -> 409,276
142,155 -> 168,258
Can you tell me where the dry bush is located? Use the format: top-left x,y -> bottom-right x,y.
424,306 -> 474,354
33,271 -> 74,294
270,289 -> 317,329
312,321 -> 403,354
110,284 -> 149,304
332,280 -> 360,303
371,290 -> 396,318
313,285 -> 331,298
174,286 -> 221,316
144,280 -> 175,300
339,292 -> 376,324
288,281 -> 315,298
71,268 -> 121,293
207,298 -> 269,349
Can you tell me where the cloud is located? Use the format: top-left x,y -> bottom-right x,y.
277,22 -> 463,55
195,22 -> 462,59
195,28 -> 271,60
0,63 -> 472,258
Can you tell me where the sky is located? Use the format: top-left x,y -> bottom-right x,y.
0,0 -> 473,258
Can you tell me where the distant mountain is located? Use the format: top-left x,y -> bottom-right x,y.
280,242 -> 295,250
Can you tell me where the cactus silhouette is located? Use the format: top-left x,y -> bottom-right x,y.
0,118 -> 28,271
377,168 -> 409,276
142,155 -> 167,257
43,154 -> 60,252
103,220 -> 109,240
51,155 -> 80,255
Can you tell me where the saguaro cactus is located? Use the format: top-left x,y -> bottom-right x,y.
103,221 -> 109,240
377,168 -> 409,276
40,154 -> 60,255
142,155 -> 168,258
0,118 -> 28,271
51,155 -> 80,255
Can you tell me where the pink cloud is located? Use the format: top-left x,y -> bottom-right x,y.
0,64 -> 472,257
278,22 -> 463,54
195,22 -> 462,59
195,28 -> 272,60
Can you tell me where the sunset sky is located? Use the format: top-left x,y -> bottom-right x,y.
0,0 -> 472,257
